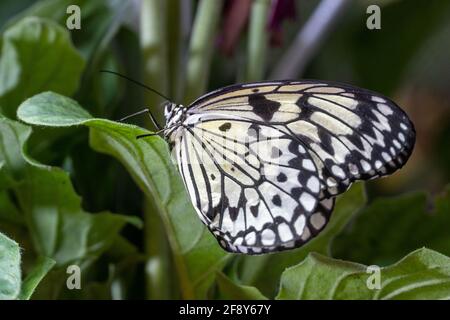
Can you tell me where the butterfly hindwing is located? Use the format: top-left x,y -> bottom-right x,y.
176,119 -> 336,253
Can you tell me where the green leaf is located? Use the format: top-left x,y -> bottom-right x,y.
3,0 -> 129,117
17,91 -> 229,299
0,232 -> 21,300
277,248 -> 450,300
216,272 -> 268,300
18,166 -> 141,266
0,117 -> 30,180
239,183 -> 366,297
0,17 -> 85,118
0,192 -> 22,225
333,186 -> 450,266
18,91 -> 92,126
18,256 -> 55,300
0,117 -> 140,267
89,117 -> 228,299
276,253 -> 365,300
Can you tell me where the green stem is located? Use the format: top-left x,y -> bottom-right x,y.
143,198 -> 172,299
246,0 -> 271,82
183,0 -> 224,105
140,0 -> 169,124
139,172 -> 195,299
140,0 -> 171,299
167,0 -> 182,101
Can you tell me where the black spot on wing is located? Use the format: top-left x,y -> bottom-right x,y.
277,172 -> 287,182
229,207 -> 239,221
248,94 -> 281,121
219,122 -> 232,132
291,187 -> 302,199
295,95 -> 313,117
250,203 -> 259,217
227,191 -> 246,221
272,194 -> 282,206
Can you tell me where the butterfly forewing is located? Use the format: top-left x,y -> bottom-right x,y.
166,80 -> 415,254
187,81 -> 415,198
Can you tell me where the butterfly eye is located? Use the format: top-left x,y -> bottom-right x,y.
164,103 -> 174,116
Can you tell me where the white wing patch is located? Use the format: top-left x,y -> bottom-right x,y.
173,120 -> 335,253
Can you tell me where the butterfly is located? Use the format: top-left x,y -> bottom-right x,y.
116,73 -> 416,255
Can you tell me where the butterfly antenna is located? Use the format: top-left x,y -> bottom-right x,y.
101,70 -> 169,130
100,70 -> 173,102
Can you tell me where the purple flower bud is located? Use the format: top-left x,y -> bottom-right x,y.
218,0 -> 252,56
268,0 -> 296,46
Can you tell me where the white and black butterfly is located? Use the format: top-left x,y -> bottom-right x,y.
117,75 -> 415,255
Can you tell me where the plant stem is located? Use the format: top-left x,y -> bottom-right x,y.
140,0 -> 169,123
143,199 -> 172,299
246,0 -> 271,82
140,0 -> 171,300
269,0 -> 350,79
183,0 -> 224,105
167,0 -> 182,101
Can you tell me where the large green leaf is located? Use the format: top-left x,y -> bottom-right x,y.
17,91 -> 229,299
0,17 -> 85,118
277,248 -> 450,300
0,232 -> 51,300
0,189 -> 22,225
18,166 -> 141,266
333,186 -> 450,266
216,272 -> 268,300
0,232 -> 21,300
238,183 -> 366,297
17,256 -> 55,300
0,117 -> 139,268
3,0 -> 128,61
3,0 -> 139,118
0,116 -> 30,179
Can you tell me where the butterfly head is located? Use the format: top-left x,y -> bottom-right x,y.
164,102 -> 187,134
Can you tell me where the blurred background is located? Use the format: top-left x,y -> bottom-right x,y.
0,0 -> 449,299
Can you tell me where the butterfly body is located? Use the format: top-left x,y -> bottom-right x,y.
162,80 -> 415,254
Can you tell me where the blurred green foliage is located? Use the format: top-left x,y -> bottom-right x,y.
0,0 -> 449,300
277,248 -> 450,300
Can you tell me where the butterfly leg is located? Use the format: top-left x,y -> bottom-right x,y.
136,130 -> 166,139
118,108 -> 162,131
